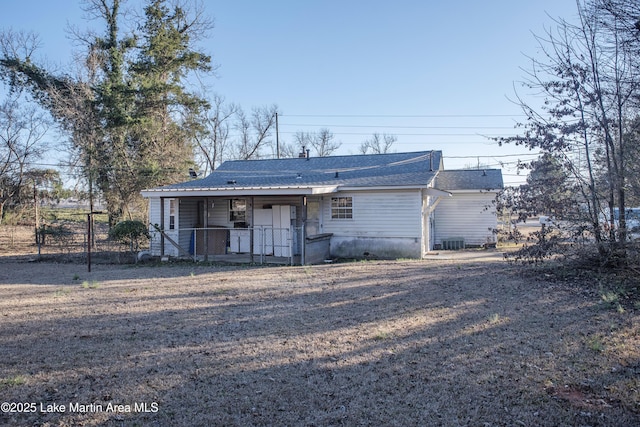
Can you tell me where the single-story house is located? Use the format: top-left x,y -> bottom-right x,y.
140,150 -> 503,264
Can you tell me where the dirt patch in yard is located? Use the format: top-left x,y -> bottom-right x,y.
0,257 -> 638,426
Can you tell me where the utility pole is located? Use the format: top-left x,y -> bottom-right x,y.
275,112 -> 280,159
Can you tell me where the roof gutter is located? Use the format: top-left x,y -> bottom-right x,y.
140,185 -> 339,198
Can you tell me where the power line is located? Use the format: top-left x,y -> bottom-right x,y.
445,153 -> 539,159
282,114 -> 526,118
279,131 -> 514,137
24,154 -> 535,172
22,161 -> 185,173
280,123 -> 517,130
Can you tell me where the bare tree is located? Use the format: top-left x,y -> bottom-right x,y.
276,140 -> 301,159
359,133 -> 396,154
292,131 -> 312,149
309,128 -> 341,157
0,96 -> 50,224
290,128 -> 341,157
233,104 -> 278,160
498,0 -> 640,262
193,94 -> 238,174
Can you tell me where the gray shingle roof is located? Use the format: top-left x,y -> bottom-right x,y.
158,151 -> 443,190
143,151 -> 504,195
435,169 -> 503,191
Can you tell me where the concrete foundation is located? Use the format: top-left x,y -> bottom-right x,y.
330,236 -> 421,260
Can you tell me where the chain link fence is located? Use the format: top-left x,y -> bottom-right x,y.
0,223 -> 148,264
149,226 -> 304,265
2,223 -> 306,265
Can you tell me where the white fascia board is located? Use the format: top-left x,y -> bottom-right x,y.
337,185 -> 427,192
140,185 -> 338,198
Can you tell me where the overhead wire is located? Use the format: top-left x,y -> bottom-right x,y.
279,132 -> 515,137
280,123 -> 517,129
274,113 -> 524,141
281,114 -> 527,118
21,153 -> 540,173
15,112 -> 535,184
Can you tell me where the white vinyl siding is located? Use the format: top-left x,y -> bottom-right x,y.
148,197 -> 180,257
208,199 -> 234,227
322,190 -> 422,238
178,199 -> 199,250
148,197 -> 162,256
162,198 -> 179,257
207,198 -> 251,228
434,192 -> 497,246
148,198 -> 161,228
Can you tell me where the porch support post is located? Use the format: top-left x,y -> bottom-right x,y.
203,198 -> 209,262
249,196 -> 255,263
160,197 -> 165,257
301,196 -> 307,265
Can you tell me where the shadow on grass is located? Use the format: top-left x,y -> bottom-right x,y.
0,260 -> 638,426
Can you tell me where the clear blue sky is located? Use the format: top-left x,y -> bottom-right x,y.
0,0 -> 579,185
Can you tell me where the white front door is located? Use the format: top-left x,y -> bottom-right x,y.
164,198 -> 179,256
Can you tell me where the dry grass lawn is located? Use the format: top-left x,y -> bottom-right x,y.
0,257 -> 638,426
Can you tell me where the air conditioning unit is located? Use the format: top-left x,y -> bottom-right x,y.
442,237 -> 465,250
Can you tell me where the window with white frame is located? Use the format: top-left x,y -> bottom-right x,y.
331,196 -> 353,219
229,199 -> 246,222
